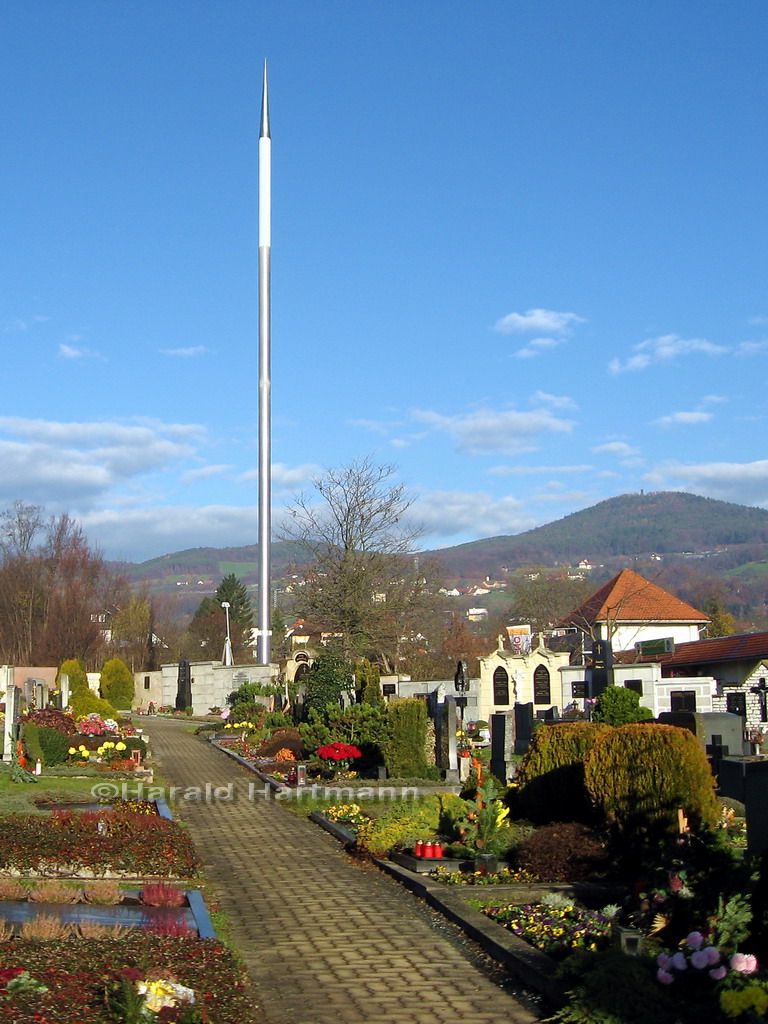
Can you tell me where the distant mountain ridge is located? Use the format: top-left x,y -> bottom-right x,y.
119,492 -> 768,589
430,492 -> 768,579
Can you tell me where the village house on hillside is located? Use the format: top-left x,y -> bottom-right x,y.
559,567 -> 710,651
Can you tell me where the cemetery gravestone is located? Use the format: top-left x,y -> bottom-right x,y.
490,712 -> 516,783
514,702 -> 535,756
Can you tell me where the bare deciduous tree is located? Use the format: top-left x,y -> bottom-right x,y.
281,458 -> 442,669
0,503 -> 127,667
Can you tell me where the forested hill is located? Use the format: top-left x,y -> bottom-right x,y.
117,492 -> 768,590
428,492 -> 768,579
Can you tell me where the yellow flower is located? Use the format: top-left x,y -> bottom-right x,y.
78,745 -> 88,752
68,747 -> 77,755
115,742 -> 126,751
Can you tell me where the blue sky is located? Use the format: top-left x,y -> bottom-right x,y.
2,0 -> 767,562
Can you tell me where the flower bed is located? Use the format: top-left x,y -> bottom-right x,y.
0,808 -> 199,877
478,900 -> 613,959
0,934 -> 258,1023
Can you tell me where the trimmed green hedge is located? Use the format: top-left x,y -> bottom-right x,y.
513,721 -> 613,824
583,723 -> 719,842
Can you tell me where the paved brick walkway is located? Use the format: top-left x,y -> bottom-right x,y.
140,717 -> 539,1024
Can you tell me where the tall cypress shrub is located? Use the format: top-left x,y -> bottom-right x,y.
100,658 -> 135,710
383,698 -> 428,778
514,722 -> 613,824
583,723 -> 718,843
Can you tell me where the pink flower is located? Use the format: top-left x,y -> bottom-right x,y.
730,953 -> 758,974
690,951 -> 709,970
703,947 -> 721,966
656,953 -> 672,969
668,872 -> 683,893
656,969 -> 675,985
709,966 -> 727,981
685,931 -> 704,950
671,951 -> 688,971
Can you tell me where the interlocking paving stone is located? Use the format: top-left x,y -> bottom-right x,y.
141,717 -> 539,1024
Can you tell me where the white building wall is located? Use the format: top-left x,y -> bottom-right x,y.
606,622 -> 703,652
134,662 -> 277,715
559,662 -> 716,717
479,644 -> 572,721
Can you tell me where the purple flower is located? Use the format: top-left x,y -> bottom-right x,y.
709,966 -> 727,981
703,947 -> 721,966
685,931 -> 704,950
690,951 -> 709,970
657,969 -> 675,985
656,953 -> 672,969
671,951 -> 688,971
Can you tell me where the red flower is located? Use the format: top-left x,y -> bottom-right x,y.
316,742 -> 362,762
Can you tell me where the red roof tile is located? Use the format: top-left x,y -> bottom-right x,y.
562,569 -> 709,627
662,632 -> 768,667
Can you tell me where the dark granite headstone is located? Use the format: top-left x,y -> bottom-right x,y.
175,660 -> 192,711
490,712 -> 515,782
719,758 -> 768,854
514,702 -> 535,756
590,640 -> 614,697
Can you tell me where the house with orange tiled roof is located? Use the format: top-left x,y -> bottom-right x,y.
560,568 -> 709,652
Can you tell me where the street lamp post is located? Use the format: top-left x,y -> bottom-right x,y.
221,602 -> 233,667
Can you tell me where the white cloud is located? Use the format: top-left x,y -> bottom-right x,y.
644,459 -> 768,506
159,346 -> 208,357
514,337 -> 564,359
413,406 -> 575,456
0,416 -> 206,510
531,391 -> 577,410
653,411 -> 713,428
609,333 -> 728,374
78,504 -> 260,562
59,343 -> 85,359
239,462 -> 323,494
493,308 -> 585,335
409,490 -> 539,541
592,441 -> 640,458
738,340 -> 768,356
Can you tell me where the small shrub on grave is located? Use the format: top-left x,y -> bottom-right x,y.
512,721 -> 613,825
69,689 -> 117,720
355,793 -> 466,857
444,778 -> 516,857
29,879 -> 81,903
592,685 -> 654,726
22,708 -> 77,735
139,881 -> 186,907
77,922 -> 131,939
515,822 -> 609,883
83,879 -> 123,904
145,912 -> 195,937
20,914 -> 72,940
0,878 -> 27,900
583,723 -> 719,846
21,722 -> 45,765
99,657 -> 135,709
550,948 -> 677,1024
38,725 -> 72,765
